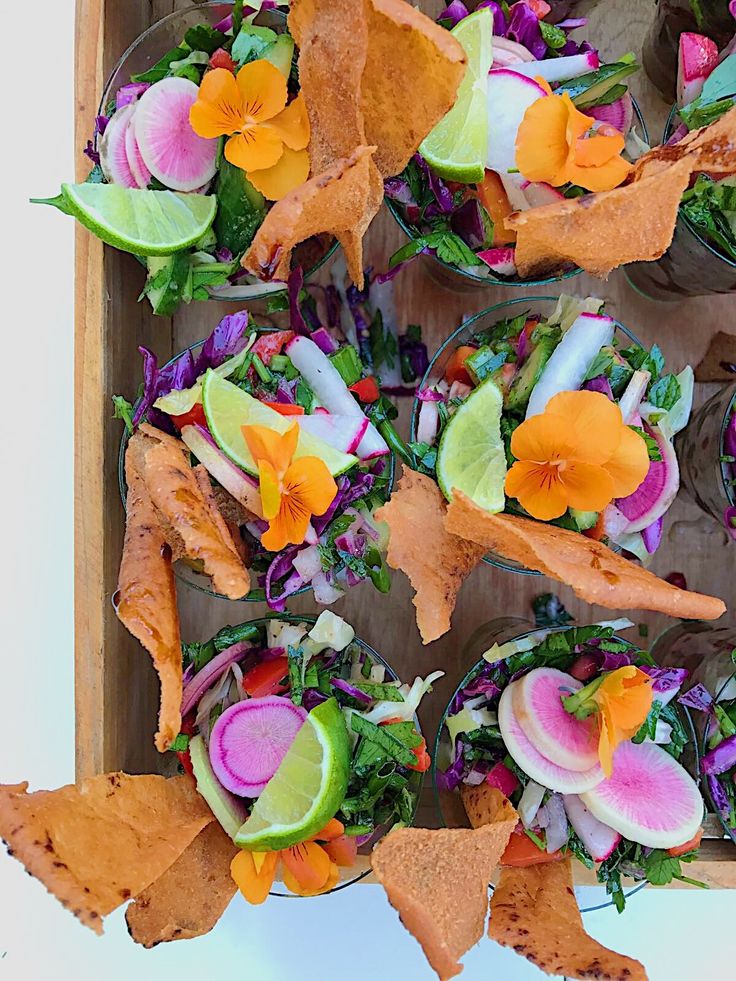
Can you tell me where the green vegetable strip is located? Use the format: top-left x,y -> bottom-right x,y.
351,715 -> 418,767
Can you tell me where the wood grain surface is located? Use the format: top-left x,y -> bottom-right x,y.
74,0 -> 736,884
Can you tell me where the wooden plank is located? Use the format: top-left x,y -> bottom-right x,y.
74,0 -> 736,881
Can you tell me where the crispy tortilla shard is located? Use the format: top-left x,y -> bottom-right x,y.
445,491 -> 726,621
371,790 -> 517,981
0,775 -> 212,935
375,469 -> 485,645
506,105 -> 736,279
489,860 -> 648,981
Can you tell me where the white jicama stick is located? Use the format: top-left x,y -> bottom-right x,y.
181,424 -> 263,517
511,51 -> 600,84
618,369 -> 651,424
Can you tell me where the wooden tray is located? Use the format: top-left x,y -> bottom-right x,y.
75,0 -> 735,886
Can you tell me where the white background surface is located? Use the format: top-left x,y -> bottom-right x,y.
1,2 -> 734,979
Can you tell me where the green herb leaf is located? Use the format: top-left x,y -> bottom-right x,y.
539,21 -> 567,50
169,733 -> 191,753
112,395 -> 135,434
351,715 -> 420,767
648,373 -> 681,411
629,425 -> 662,462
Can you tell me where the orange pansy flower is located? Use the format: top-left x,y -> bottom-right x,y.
230,819 -> 355,902
515,82 -> 632,193
505,390 -> 650,521
189,60 -> 310,200
242,422 -> 337,551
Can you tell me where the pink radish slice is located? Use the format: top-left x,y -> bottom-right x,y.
478,247 -> 517,277
209,696 -> 307,797
485,760 -> 519,797
520,181 -> 565,207
582,94 -> 634,136
134,77 -> 218,192
510,51 -> 600,84
99,104 -> 138,188
296,413 -> 369,455
486,70 -> 548,176
563,794 -> 621,861
500,172 -> 531,211
513,668 -> 599,772
677,32 -> 719,108
615,425 -> 679,534
580,740 -> 703,849
498,682 -> 605,794
125,115 -> 152,188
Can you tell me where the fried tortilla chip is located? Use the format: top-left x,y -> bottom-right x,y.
375,469 -> 486,644
489,859 -> 647,980
445,493 -> 726,620
142,438 -> 251,600
243,145 -> 378,286
363,0 -> 466,177
695,330 -> 736,381
0,775 -> 212,935
126,821 -> 237,947
507,106 -> 736,278
118,440 -> 182,752
372,805 -> 517,981
460,784 -> 514,831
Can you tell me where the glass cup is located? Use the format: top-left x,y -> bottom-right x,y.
411,295 -> 640,574
431,618 -> 678,912
185,613 -> 425,895
118,331 -> 395,603
385,102 -> 648,293
642,0 -> 735,101
98,2 -> 337,301
676,383 -> 736,528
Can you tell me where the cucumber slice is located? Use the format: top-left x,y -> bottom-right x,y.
558,60 -> 639,108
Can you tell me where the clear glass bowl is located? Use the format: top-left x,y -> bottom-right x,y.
118,332 -> 395,603
385,100 -> 648,293
188,613 -> 425,896
97,1 -> 337,299
432,617 -> 701,912
677,383 -> 736,526
411,295 -> 640,575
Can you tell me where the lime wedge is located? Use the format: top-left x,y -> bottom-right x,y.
202,370 -> 358,477
234,698 -> 350,851
419,9 -> 493,183
436,376 -> 507,512
41,183 -> 216,256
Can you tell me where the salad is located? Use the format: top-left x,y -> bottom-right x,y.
406,295 -> 693,569
700,663 -> 736,844
116,304 -> 395,609
435,622 -> 706,911
176,611 -> 442,899
384,1 -> 646,284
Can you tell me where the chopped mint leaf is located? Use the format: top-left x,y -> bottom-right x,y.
648,373 -> 681,411
169,733 -> 190,753
112,395 -> 135,435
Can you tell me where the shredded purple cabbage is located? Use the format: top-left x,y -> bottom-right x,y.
507,3 -> 547,59
583,376 -> 614,400
311,327 -> 339,355
477,0 -> 507,34
641,666 -> 689,696
330,678 -> 372,705
264,546 -> 305,611
701,733 -> 736,776
84,141 -> 100,166
414,154 -> 454,214
399,333 -> 429,383
132,346 -> 198,428
706,772 -> 733,823
193,311 -> 252,375
451,199 -> 489,251
303,688 -> 329,711
288,266 -> 310,335
437,1 -> 469,27
678,683 -> 714,714
116,82 -> 150,109
436,738 -> 468,792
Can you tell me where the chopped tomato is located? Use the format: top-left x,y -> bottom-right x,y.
444,345 -> 477,386
170,403 -> 207,430
209,48 -> 235,72
323,835 -> 358,868
408,736 -> 432,772
476,170 -> 516,245
241,656 -> 290,698
526,0 -> 551,18
667,827 -> 704,857
584,511 -> 607,542
379,717 -> 403,726
349,376 -> 380,403
261,401 -> 305,416
251,330 -> 295,364
501,828 -> 564,867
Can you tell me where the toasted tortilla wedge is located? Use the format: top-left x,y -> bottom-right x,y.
445,492 -> 726,620
489,859 -> 648,980
126,821 -> 238,947
118,440 -> 182,752
375,469 -> 486,644
460,784 -> 513,831
0,775 -> 212,935
372,801 -> 517,981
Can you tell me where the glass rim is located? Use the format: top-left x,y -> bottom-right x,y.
202,612 -> 425,896
717,384 -> 736,508
117,331 -> 396,603
385,96 -> 649,287
410,294 -> 640,574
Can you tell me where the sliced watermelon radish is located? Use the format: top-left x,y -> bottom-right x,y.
562,794 -> 621,861
125,116 -> 152,189
134,77 -> 218,192
582,93 -> 634,136
485,760 -> 519,797
513,668 -> 599,772
520,181 -> 565,208
99,104 -> 138,188
296,413 -> 369,455
580,740 -> 703,849
486,70 -> 548,176
677,32 -> 719,108
615,425 -> 679,534
209,695 -> 307,797
499,173 -> 531,211
477,246 -> 517,276
511,51 -> 600,84
498,682 -> 605,794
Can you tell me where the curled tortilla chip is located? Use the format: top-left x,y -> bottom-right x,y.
460,784 -> 513,831
375,469 -> 485,644
0,775 -> 212,935
507,106 -> 736,279
243,145 -> 378,287
489,859 -> 647,981
126,821 -> 238,947
372,805 -> 517,981
118,439 -> 182,752
445,492 -> 726,621
363,0 -> 466,177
